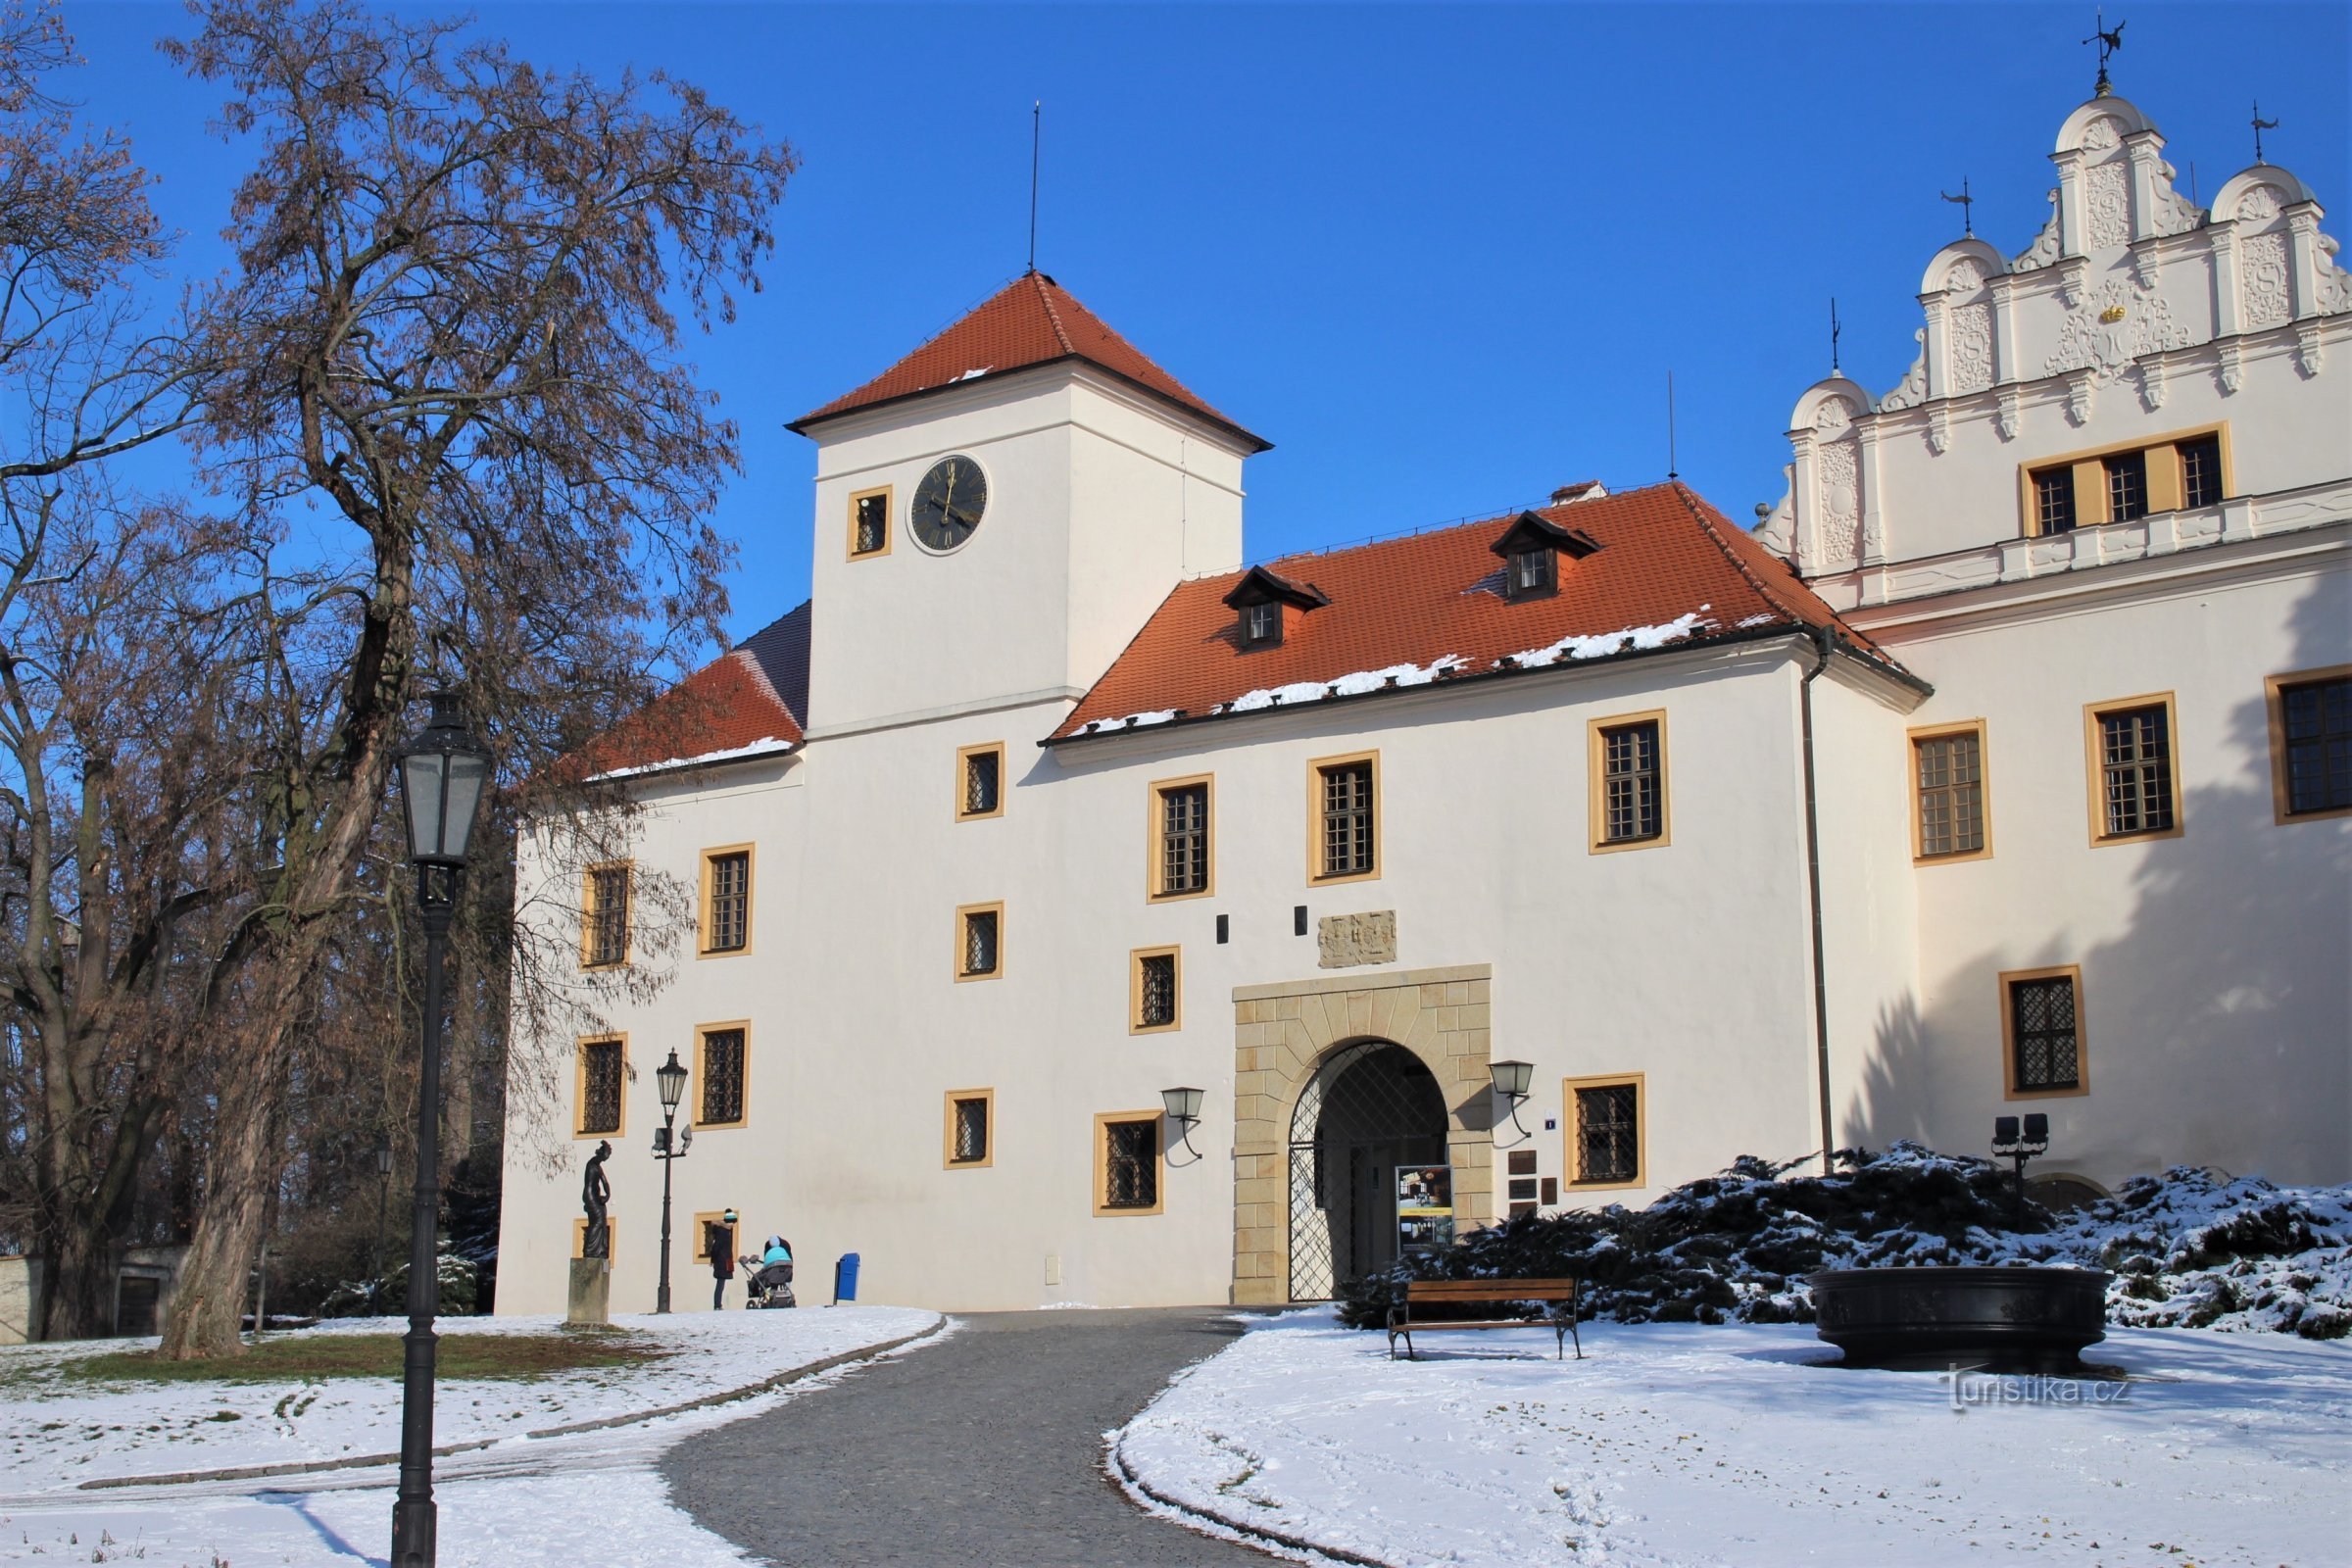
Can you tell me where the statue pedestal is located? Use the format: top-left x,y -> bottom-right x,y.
566,1257 -> 611,1325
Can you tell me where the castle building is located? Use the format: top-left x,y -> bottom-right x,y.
495,88 -> 2349,1315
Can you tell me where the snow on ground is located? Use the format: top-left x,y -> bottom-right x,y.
0,1306 -> 939,1566
0,1305 -> 935,1488
1115,1308 -> 2350,1568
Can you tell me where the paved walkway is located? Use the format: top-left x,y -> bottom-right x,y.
662,1307 -> 1282,1567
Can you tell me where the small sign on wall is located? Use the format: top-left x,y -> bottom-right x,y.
1396,1164 -> 1453,1251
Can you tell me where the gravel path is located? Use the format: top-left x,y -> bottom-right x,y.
662,1307 -> 1282,1567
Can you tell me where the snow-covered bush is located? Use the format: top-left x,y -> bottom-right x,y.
1337,1143 -> 2351,1340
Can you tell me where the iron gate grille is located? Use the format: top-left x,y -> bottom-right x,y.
1286,1041 -> 1447,1300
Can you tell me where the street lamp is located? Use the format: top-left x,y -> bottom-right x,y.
1489,1059 -> 1535,1147
1991,1113 -> 2051,1226
1161,1087 -> 1204,1159
653,1048 -> 692,1314
389,692 -> 488,1568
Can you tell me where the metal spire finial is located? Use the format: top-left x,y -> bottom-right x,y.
1027,101 -> 1042,273
2252,101 -> 2278,165
2083,10 -> 2126,97
1830,298 -> 1841,375
1941,177 -> 1975,237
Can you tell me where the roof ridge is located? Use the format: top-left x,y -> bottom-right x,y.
1029,271 -> 1078,356
724,645 -> 787,712
1667,480 -> 1806,624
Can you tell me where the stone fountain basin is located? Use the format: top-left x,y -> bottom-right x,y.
1807,1265 -> 2111,1373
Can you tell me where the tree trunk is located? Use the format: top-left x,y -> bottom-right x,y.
37,1211 -> 120,1342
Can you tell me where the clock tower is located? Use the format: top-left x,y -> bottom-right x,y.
788,272 -> 1267,739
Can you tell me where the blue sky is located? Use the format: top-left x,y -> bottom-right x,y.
68,2 -> 2352,648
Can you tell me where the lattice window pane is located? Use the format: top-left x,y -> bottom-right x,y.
962,909 -> 999,975
2099,706 -> 2175,836
1159,785 -> 1208,893
1244,601 -> 1280,646
586,868 -> 630,966
2034,468 -> 2077,535
707,853 -> 750,952
1137,953 -> 1177,1028
854,493 -> 888,555
1510,549 -> 1553,596
963,750 -> 1001,816
2179,437 -> 2224,510
2009,977 -> 2081,1091
2281,677 -> 2352,815
699,1029 -> 745,1125
952,1098 -> 989,1163
1320,762 -> 1375,876
1600,721 -> 1661,843
580,1040 -> 623,1134
1104,1119 -> 1157,1208
2105,451 -> 2148,523
1915,732 -> 1984,857
1574,1084 -> 1639,1184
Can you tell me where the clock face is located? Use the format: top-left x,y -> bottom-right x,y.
910,455 -> 988,552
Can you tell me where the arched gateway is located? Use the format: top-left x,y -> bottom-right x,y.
1228,965 -> 1496,1306
1286,1041 -> 1450,1299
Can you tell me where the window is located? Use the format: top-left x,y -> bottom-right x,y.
701,848 -> 752,956
2085,696 -> 2181,842
692,1210 -> 737,1265
2267,668 -> 2352,822
2104,451 -> 2149,524
1590,712 -> 1668,851
1566,1074 -> 1643,1188
583,864 -> 631,968
1506,547 -> 1556,600
1911,723 -> 1989,861
956,904 -> 1003,980
1242,600 -> 1282,648
2032,466 -> 2077,535
1311,754 -> 1378,882
696,1024 -> 748,1129
1095,1111 -> 1163,1215
2180,436 -> 2225,509
2002,967 -> 2086,1097
848,485 -> 891,558
956,744 -> 1005,821
576,1037 -> 625,1137
1151,776 -> 1212,899
1131,947 -> 1180,1033
944,1090 -> 994,1168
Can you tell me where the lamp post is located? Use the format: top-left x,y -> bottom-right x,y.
370,1143 -> 394,1315
389,692 -> 489,1568
653,1049 -> 691,1314
1991,1113 -> 2051,1226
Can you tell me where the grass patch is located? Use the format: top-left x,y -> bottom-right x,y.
60,1330 -> 667,1386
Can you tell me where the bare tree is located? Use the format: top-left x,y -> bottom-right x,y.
156,0 -> 793,1357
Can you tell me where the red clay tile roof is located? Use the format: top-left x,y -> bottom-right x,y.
1051,483 -> 1908,741
789,272 -> 1270,452
572,605 -> 808,777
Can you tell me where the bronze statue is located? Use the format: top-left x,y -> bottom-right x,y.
581,1139 -> 612,1259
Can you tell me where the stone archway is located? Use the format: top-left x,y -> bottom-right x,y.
1229,965 -> 1494,1305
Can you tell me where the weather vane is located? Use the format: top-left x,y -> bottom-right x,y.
1941,178 -> 1975,237
2083,10 -> 2126,97
2252,101 -> 2278,164
1830,297 -> 1841,375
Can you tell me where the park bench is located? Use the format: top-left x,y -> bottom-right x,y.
1386,1277 -> 1584,1361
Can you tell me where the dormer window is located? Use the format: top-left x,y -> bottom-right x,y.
1490,510 -> 1599,601
1222,564 -> 1330,652
1507,547 -> 1556,600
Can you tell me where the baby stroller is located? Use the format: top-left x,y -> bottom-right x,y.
740,1250 -> 797,1309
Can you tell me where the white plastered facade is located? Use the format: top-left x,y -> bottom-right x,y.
497,91 -> 2349,1315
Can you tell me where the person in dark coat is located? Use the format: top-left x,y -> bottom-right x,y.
708,1208 -> 739,1308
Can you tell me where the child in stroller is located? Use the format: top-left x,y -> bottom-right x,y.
740,1235 -> 796,1309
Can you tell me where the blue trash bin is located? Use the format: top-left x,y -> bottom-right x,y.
832,1251 -> 860,1305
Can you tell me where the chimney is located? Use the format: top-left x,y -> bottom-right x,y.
1550,481 -> 1607,505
